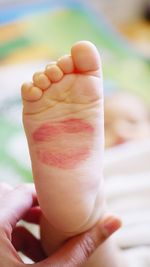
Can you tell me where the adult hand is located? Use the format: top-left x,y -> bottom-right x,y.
0,183 -> 121,267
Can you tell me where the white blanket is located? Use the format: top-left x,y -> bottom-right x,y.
104,140 -> 150,267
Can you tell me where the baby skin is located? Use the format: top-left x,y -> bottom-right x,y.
22,41 -> 122,267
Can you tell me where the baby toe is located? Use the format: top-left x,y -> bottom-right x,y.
57,55 -> 74,74
45,64 -> 63,82
33,72 -> 51,90
21,82 -> 43,101
71,41 -> 100,73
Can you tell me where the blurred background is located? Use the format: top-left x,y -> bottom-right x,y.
0,0 -> 150,182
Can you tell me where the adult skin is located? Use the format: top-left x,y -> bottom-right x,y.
0,183 -> 121,267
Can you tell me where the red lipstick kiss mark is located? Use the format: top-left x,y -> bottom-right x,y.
33,119 -> 93,141
37,148 -> 90,169
33,118 -> 94,169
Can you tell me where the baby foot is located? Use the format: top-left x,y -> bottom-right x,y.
22,41 -> 105,252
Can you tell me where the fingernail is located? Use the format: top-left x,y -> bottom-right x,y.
102,216 -> 122,237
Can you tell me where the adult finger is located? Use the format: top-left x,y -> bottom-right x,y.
30,215 -> 121,267
0,184 -> 37,233
12,226 -> 46,262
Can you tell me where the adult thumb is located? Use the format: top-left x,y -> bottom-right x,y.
31,215 -> 121,267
